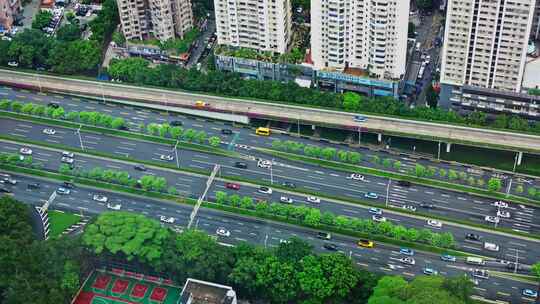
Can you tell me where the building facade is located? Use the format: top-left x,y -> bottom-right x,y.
440,0 -> 535,93
532,0 -> 540,39
118,0 -> 193,42
214,0 -> 292,53
310,0 -> 409,80
0,0 -> 21,31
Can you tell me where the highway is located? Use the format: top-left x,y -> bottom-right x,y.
0,122 -> 539,267
0,69 -> 539,151
2,173 -> 538,304
0,84 -> 538,202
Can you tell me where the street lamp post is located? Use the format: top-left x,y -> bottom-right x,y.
174,141 -> 180,169
385,179 -> 391,207
358,127 -> 361,145
512,152 -> 518,172
437,141 -> 441,160
270,159 -> 274,185
36,74 -> 42,93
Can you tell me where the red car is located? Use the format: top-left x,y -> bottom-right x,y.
225,183 -> 240,190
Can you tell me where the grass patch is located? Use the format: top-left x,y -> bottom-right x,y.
48,210 -> 82,237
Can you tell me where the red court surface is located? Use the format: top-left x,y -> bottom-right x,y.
92,275 -> 112,291
111,279 -> 129,294
130,283 -> 148,299
150,287 -> 168,302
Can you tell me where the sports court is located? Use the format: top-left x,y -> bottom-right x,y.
72,269 -> 181,304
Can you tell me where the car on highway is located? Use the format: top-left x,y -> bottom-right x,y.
63,181 -> 75,189
159,216 -> 175,223
484,215 -> 499,224
47,102 -> 60,108
230,162 -> 246,169
61,156 -> 74,164
170,120 -> 183,126
27,183 -> 40,189
160,154 -> 174,161
19,147 -> 32,155
372,215 -> 386,222
92,195 -> 108,203
422,267 -> 438,275
497,210 -> 510,218
280,196 -> 293,204
279,239 -> 291,244
353,115 -> 367,122
427,219 -> 442,228
465,233 -> 481,241
134,164 -> 147,171
402,205 -> 417,212
258,186 -> 272,194
7,61 -> 19,67
43,128 -> 56,135
225,182 -> 240,190
216,227 -> 231,237
400,257 -> 415,265
522,289 -> 538,298
317,232 -> 331,240
1,177 -> 17,185
368,207 -> 382,215
257,160 -> 272,168
440,254 -> 456,262
483,242 -> 500,252
357,239 -> 374,248
56,187 -> 71,195
472,269 -> 489,279
492,201 -> 508,208
397,180 -> 412,187
106,203 -> 122,210
420,203 -> 435,209
323,243 -> 338,251
0,187 -> 12,194
281,181 -> 296,188
62,151 -> 74,158
306,196 -> 320,204
347,173 -> 365,181
400,248 -> 414,256
364,192 -> 378,199
221,129 -> 232,135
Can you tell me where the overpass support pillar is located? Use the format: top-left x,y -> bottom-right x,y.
517,151 -> 523,166
377,133 -> 382,143
446,143 -> 452,153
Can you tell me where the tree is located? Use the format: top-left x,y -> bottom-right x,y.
83,212 -> 170,262
169,126 -> 183,139
442,275 -> 474,303
59,163 -> 72,175
21,102 -> 34,114
49,40 -> 101,74
321,147 -> 337,160
303,208 -> 321,226
139,175 -> 155,191
439,168 -> 447,178
467,176 -> 475,186
194,130 -> 207,144
383,158 -> 392,168
32,10 -> 53,30
415,164 -> 426,177
56,24 -> 82,42
448,169 -> 458,180
111,117 -> 126,129
393,161 -> 401,170
66,111 -> 79,121
208,136 -> 221,147
487,178 -> 502,192
338,150 -> 348,162
408,22 -> 416,38
528,187 -> 537,197
343,92 -> 361,111
52,107 -> 65,119
11,101 -> 22,112
147,123 -> 159,135
515,184 -> 524,193
215,191 -> 228,204
167,186 -> 178,195
426,85 -> 439,108
255,256 -> 299,303
112,31 -> 126,46
416,0 -> 434,10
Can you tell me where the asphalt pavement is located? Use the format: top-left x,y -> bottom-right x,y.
1,173 -> 538,304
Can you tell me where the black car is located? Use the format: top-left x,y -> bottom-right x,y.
323,243 -> 338,251
0,187 -> 12,194
221,129 -> 233,135
119,125 -> 129,131
282,181 -> 296,188
170,120 -> 183,126
234,162 -> 247,169
27,183 -> 40,189
420,203 -> 434,209
63,181 -> 75,189
317,232 -> 331,240
47,102 -> 60,108
465,233 -> 481,241
397,180 -> 412,187
134,164 -> 147,171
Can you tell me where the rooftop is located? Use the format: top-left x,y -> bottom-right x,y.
522,56 -> 540,90
180,278 -> 237,304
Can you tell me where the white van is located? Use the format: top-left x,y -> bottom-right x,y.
484,242 -> 500,252
466,257 -> 485,265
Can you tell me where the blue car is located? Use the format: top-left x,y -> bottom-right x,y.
400,248 -> 414,256
353,115 -> 367,122
423,267 -> 438,275
522,289 -> 537,298
365,192 -> 379,199
368,207 -> 382,215
440,254 -> 456,262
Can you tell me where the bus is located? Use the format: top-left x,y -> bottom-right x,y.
465,257 -> 485,266
255,127 -> 271,136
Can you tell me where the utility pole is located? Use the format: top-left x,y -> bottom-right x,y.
36,74 -> 42,93
174,141 -> 180,168
385,179 -> 391,207
512,152 -> 518,172
188,164 -> 220,229
264,234 -> 268,248
358,127 -> 361,145
76,125 -> 84,151
270,158 -> 274,185
437,141 -> 441,160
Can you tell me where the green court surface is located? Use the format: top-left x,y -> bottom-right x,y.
48,210 -> 82,237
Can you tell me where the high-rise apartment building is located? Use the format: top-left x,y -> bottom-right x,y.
531,0 -> 540,39
310,0 -> 409,80
118,0 -> 193,42
214,0 -> 292,54
0,0 -> 21,31
440,0 -> 535,93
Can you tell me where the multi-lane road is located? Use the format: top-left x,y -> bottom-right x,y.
0,120 -> 539,267
2,173 -> 538,303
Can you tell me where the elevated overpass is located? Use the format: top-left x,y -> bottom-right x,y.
0,69 -> 538,153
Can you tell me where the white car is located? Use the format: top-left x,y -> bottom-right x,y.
93,195 -> 108,203
400,257 -> 415,265
497,210 -> 510,218
368,207 -> 382,215
427,219 -> 442,228
216,227 -> 231,237
56,187 -> 71,195
484,242 -> 500,252
347,173 -> 365,181
43,128 -> 56,135
484,215 -> 500,224
280,196 -> 293,204
7,61 -> 18,67
106,203 -> 122,210
258,186 -> 272,194
61,157 -> 74,164
492,201 -> 508,208
160,215 -> 175,223
62,151 -> 74,158
279,239 -> 291,244
306,196 -> 320,204
160,155 -> 174,161
19,147 -> 32,155
372,215 -> 387,222
257,160 -> 272,168
402,205 -> 417,212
